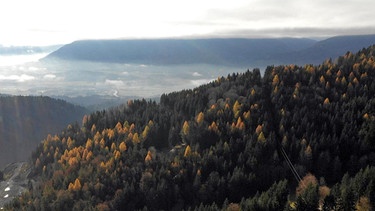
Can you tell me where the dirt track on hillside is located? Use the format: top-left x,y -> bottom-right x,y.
0,162 -> 31,209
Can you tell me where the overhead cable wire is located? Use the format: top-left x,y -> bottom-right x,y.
280,146 -> 304,186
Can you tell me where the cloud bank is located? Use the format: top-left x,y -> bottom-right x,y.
1,0 -> 374,45
0,74 -> 35,82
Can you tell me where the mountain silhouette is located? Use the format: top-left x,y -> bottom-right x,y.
43,34 -> 375,67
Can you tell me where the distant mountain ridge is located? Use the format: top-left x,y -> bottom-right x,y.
283,34 -> 375,64
43,38 -> 317,66
43,34 -> 375,66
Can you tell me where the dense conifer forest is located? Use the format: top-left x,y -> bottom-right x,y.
6,45 -> 375,210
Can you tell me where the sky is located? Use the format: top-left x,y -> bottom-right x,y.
1,0 -> 375,46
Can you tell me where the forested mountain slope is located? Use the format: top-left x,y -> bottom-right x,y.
0,96 -> 88,168
7,45 -> 375,210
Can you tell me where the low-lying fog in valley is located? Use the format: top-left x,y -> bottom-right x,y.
0,54 -> 247,104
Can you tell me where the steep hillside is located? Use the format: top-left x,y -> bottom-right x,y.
0,96 -> 88,168
6,45 -> 375,210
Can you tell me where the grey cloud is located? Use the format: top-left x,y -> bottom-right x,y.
0,74 -> 35,82
172,0 -> 375,38
204,27 -> 375,39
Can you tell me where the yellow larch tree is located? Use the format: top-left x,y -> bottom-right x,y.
225,103 -> 230,110
127,133 -> 133,142
132,133 -> 140,144
233,100 -> 241,119
93,131 -> 101,143
115,122 -> 123,132
208,121 -> 219,133
82,149 -> 88,162
142,125 -> 150,139
361,72 -> 368,80
54,147 -> 60,160
107,129 -> 115,140
326,68 -> 332,76
82,115 -> 89,126
182,121 -> 190,136
319,75 -> 325,84
272,74 -> 280,86
145,150 -> 152,162
334,77 -> 341,85
356,196 -> 372,211
85,139 -> 93,151
129,123 -> 135,133
353,77 -> 359,85
250,88 -> 256,96
273,86 -> 279,94
74,178 -> 82,190
86,151 -> 93,161
100,138 -> 106,148
236,117 -> 245,131
243,110 -> 251,121
293,86 -> 300,99
196,112 -> 204,125
255,124 -> 263,135
353,63 -> 360,72
67,137 -> 75,149
341,76 -> 347,86
348,72 -> 355,81
336,69 -> 342,77
258,132 -> 266,142
68,157 -> 79,168
119,141 -> 127,152
69,178 -> 82,192
210,104 -> 217,111
184,145 -> 191,157
114,150 -> 121,160
91,124 -> 97,133
110,142 -> 116,152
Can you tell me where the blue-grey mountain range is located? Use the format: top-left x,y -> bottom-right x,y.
43,34 -> 375,67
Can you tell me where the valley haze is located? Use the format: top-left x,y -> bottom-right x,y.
1,34 -> 375,108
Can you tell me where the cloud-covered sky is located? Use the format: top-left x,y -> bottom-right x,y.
1,0 -> 374,46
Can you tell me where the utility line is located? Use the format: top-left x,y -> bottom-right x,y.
280,146 -> 304,186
